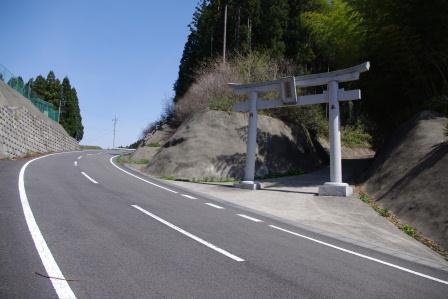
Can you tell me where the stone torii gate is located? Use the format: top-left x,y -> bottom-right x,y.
229,62 -> 370,196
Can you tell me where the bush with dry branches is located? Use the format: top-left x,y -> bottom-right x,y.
173,52 -> 327,136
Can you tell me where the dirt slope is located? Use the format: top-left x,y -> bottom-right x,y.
364,111 -> 448,248
142,110 -> 327,180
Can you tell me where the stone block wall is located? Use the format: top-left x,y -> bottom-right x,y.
0,105 -> 79,158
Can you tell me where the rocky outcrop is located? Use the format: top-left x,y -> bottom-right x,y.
364,111 -> 448,248
142,110 -> 327,180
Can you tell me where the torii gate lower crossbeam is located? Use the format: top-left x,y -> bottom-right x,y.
230,62 -> 370,196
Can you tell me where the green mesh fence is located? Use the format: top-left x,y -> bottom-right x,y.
0,64 -> 60,122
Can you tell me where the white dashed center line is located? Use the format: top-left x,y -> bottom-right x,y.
77,156 -> 82,160
81,172 -> 98,184
205,203 -> 225,209
181,194 -> 197,199
132,205 -> 244,262
237,214 -> 263,222
73,161 -> 78,167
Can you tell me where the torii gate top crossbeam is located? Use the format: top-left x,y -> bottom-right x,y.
228,62 -> 370,95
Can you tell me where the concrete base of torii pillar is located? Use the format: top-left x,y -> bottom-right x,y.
318,182 -> 353,197
234,180 -> 261,190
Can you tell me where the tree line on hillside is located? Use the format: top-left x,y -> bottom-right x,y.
171,0 -> 448,145
8,72 -> 84,141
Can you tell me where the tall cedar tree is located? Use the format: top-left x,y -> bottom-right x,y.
173,0 -> 326,102
30,72 -> 84,141
174,0 -> 448,145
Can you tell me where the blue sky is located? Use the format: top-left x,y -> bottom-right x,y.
0,0 -> 198,148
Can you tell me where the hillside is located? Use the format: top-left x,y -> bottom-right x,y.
364,111 -> 448,248
140,110 -> 327,180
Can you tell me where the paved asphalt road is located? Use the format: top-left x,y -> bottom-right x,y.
1,150 -> 448,298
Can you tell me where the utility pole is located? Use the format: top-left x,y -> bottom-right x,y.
112,116 -> 118,148
58,85 -> 63,123
223,4 -> 227,64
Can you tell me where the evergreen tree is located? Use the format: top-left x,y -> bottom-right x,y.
59,77 -> 84,141
24,78 -> 34,98
351,0 -> 448,140
32,75 -> 47,99
26,73 -> 84,141
7,76 -> 25,93
70,87 -> 84,141
45,71 -> 61,107
255,0 -> 289,58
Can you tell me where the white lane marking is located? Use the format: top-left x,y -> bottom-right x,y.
77,156 -> 82,160
73,161 -> 78,167
132,205 -> 244,262
269,225 -> 448,286
18,154 -> 77,298
181,194 -> 197,199
237,214 -> 263,223
204,203 -> 225,209
81,172 -> 98,184
109,156 -> 178,194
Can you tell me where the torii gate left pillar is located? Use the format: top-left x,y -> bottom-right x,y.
237,91 -> 261,190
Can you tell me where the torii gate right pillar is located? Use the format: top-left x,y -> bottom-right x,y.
318,80 -> 353,196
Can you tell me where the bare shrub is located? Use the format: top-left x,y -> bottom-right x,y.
173,52 -> 327,136
174,61 -> 241,123
174,52 -> 292,123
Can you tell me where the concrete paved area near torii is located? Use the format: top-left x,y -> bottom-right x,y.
155,159 -> 448,271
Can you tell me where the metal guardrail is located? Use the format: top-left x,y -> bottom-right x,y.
0,64 -> 60,122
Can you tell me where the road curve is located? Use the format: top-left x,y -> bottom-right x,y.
1,150 -> 448,298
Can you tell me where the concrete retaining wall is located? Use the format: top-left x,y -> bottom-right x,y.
0,82 -> 79,159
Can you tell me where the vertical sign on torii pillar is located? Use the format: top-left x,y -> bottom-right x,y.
229,62 -> 370,196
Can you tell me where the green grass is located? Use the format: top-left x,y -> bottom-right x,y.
401,224 -> 417,237
116,156 -> 127,164
191,177 -> 237,183
146,142 -> 161,147
116,155 -> 149,165
378,207 -> 390,217
158,176 -> 237,183
341,125 -> 372,148
359,193 -> 370,203
132,159 -> 150,164
80,145 -> 102,150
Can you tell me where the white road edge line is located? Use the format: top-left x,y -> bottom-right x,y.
77,155 -> 82,160
237,214 -> 263,223
204,203 -> 225,209
18,154 -> 77,299
81,172 -> 98,184
73,161 -> 77,167
109,156 -> 178,194
269,225 -> 448,286
181,194 -> 197,199
132,205 -> 244,262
